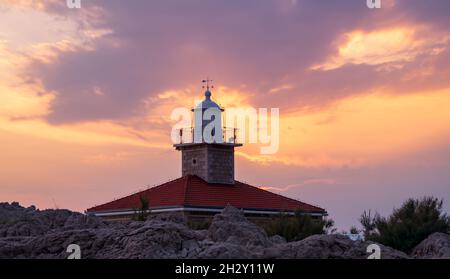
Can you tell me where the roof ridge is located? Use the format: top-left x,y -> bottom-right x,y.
235,180 -> 326,212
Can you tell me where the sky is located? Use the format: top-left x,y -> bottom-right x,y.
1,0 -> 450,230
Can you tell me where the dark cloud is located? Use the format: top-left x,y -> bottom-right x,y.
24,0 -> 450,123
393,0 -> 450,27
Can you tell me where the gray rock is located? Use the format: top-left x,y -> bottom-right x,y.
411,232 -> 450,259
208,205 -> 271,247
148,211 -> 187,225
0,202 -> 413,259
0,202 -> 108,237
269,235 -> 287,245
195,242 -> 258,259
263,234 -> 410,259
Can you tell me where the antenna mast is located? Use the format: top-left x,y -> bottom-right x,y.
202,78 -> 214,90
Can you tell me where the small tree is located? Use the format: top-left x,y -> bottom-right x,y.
360,196 -> 450,253
133,195 -> 150,221
263,210 -> 335,242
359,209 -> 379,238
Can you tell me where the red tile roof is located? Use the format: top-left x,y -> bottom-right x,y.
86,175 -> 326,214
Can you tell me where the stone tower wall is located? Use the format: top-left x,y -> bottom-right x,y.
181,146 -> 208,181
181,144 -> 235,184
206,146 -> 234,184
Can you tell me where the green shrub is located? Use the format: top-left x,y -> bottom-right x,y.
360,196 -> 450,253
263,210 -> 335,242
0,219 -> 14,225
187,218 -> 211,230
132,195 -> 150,221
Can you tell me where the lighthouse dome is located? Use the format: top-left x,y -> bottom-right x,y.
194,89 -> 222,110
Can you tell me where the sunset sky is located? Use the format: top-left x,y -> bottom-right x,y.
1,0 -> 450,230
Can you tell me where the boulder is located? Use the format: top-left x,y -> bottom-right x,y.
148,211 -> 188,225
269,235 -> 287,245
208,205 -> 271,247
411,232 -> 450,259
117,218 -> 205,259
195,242 -> 259,259
0,202 -> 108,237
263,234 -> 410,259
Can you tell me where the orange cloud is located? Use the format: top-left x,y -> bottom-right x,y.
250,88 -> 450,168
312,26 -> 450,71
0,2 -> 139,151
259,178 -> 338,192
148,85 -> 450,169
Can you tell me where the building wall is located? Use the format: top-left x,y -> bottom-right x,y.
206,145 -> 234,184
182,145 -> 208,180
181,144 -> 235,184
93,210 -> 324,223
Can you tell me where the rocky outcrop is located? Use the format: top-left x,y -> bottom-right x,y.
411,232 -> 450,259
208,206 -> 271,248
0,202 -> 108,238
0,202 -> 444,259
263,234 -> 409,259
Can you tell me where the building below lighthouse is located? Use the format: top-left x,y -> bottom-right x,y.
86,83 -> 327,221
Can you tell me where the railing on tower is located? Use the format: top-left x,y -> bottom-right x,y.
174,127 -> 241,145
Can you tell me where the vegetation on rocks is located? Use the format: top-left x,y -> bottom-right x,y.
262,210 -> 336,242
132,195 -> 150,221
360,196 -> 450,253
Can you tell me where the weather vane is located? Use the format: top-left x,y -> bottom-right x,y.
202,78 -> 214,90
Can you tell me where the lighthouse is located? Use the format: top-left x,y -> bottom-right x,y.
86,79 -> 326,222
174,79 -> 242,184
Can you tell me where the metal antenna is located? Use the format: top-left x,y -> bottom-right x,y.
202,77 -> 214,90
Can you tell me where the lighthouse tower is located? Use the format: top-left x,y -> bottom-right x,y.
174,80 -> 242,184
87,79 -> 327,221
